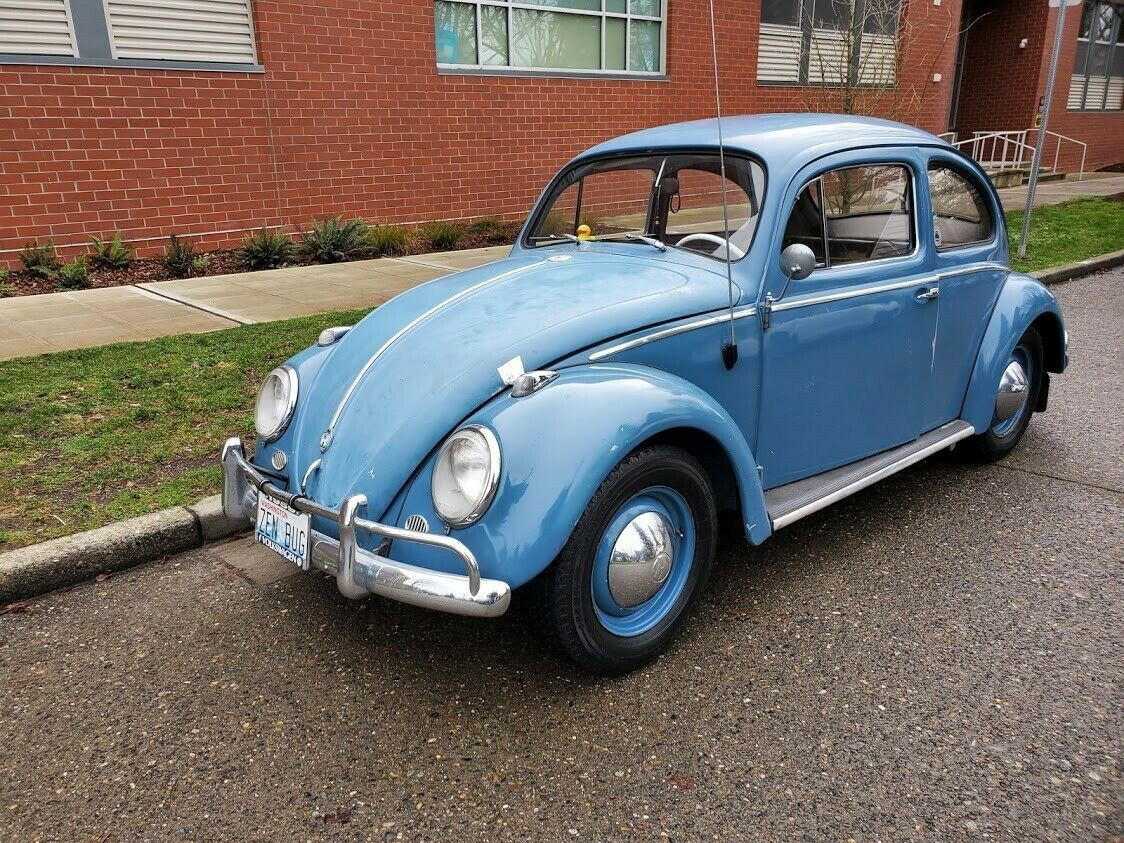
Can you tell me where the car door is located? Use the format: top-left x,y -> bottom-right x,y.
755,150 -> 939,489
920,153 -> 1008,431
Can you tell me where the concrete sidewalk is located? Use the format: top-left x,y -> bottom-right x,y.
0,246 -> 509,361
996,172 -> 1124,212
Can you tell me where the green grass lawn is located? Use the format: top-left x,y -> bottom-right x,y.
0,197 -> 1120,551
0,308 -> 367,550
1007,195 -> 1123,273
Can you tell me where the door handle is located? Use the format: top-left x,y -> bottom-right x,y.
915,286 -> 939,302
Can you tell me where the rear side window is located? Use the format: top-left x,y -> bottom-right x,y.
928,164 -> 994,249
781,163 -> 914,269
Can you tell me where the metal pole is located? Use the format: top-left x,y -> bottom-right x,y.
1018,0 -> 1069,259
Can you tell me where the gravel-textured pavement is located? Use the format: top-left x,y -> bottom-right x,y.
2,271 -> 1121,843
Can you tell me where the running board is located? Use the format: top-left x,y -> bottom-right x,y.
765,421 -> 975,530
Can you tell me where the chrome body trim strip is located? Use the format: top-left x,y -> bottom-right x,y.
771,261 -> 1008,313
588,306 -> 758,361
220,438 -> 507,615
320,259 -> 548,450
770,423 -> 976,530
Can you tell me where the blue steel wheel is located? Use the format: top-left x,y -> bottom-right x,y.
966,327 -> 1043,462
538,445 -> 718,675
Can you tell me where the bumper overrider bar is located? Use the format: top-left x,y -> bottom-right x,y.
220,438 -> 511,618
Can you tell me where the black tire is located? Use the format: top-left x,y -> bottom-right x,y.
964,326 -> 1044,462
538,444 -> 718,676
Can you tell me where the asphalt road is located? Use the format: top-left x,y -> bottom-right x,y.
2,270 -> 1122,843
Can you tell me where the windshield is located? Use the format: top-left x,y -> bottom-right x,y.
527,152 -> 765,261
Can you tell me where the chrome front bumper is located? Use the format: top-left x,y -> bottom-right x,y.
220,437 -> 511,618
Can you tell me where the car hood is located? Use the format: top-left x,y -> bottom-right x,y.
290,250 -> 732,517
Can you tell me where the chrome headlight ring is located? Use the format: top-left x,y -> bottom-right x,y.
254,364 -> 299,443
431,425 -> 501,528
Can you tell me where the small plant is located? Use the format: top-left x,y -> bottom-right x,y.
89,232 -> 135,269
298,216 -> 370,264
162,234 -> 199,279
238,228 -> 294,270
420,220 -> 464,251
470,215 -> 509,243
58,257 -> 90,290
367,224 -> 409,257
192,255 -> 210,273
0,268 -> 11,297
19,240 -> 61,279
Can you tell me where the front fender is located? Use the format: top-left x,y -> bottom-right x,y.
392,363 -> 770,588
961,273 -> 1066,432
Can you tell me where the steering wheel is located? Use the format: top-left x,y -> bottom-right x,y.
675,233 -> 745,260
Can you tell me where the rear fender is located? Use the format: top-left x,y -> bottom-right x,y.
961,273 -> 1067,432
391,363 -> 770,588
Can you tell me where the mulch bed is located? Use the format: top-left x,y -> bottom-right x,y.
0,225 -> 520,299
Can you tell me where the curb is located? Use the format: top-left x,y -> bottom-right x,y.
1031,249 -> 1124,285
0,495 -> 245,605
2,249 -> 1121,606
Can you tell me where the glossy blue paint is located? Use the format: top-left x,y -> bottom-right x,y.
388,365 -> 771,588
238,114 -> 1067,601
960,273 -> 1066,433
591,487 -> 695,637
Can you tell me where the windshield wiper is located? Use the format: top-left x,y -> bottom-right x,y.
593,233 -> 667,252
530,233 -> 581,244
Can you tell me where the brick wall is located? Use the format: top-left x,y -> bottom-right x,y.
955,0 -> 1124,175
1,0 -> 963,263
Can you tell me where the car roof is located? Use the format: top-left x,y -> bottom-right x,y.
577,114 -> 948,165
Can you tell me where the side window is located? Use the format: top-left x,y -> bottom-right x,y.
928,164 -> 995,249
781,179 -> 828,266
821,164 -> 914,265
781,163 -> 914,271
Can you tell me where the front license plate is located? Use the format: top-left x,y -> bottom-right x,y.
255,494 -> 311,570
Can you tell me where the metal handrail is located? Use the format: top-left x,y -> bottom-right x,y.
953,131 -> 1037,172
1027,128 -> 1088,180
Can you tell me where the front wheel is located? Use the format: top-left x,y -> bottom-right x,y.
965,326 -> 1044,462
538,445 -> 718,675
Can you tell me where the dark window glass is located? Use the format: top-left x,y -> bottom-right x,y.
761,0 -> 800,26
782,180 -> 828,267
928,164 -> 994,249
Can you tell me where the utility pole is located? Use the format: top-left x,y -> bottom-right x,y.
1019,0 -> 1077,259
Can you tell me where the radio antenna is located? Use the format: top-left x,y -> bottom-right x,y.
708,0 -> 737,370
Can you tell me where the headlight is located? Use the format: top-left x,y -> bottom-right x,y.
254,365 -> 298,442
431,425 -> 501,527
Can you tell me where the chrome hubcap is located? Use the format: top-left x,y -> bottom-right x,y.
607,511 -> 674,609
995,359 -> 1030,422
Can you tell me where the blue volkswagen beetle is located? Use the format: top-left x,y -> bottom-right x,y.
222,115 -> 1067,674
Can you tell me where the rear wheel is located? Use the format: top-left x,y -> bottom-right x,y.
965,326 -> 1044,462
539,445 -> 718,675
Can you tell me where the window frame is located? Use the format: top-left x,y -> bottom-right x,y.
1069,0 -> 1123,112
782,160 -> 919,276
756,0 -> 902,87
435,0 -> 668,79
0,0 -> 263,73
926,161 -> 997,253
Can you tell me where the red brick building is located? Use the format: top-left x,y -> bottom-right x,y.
0,1 -> 1118,262
953,0 -> 1124,176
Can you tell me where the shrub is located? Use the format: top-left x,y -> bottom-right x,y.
420,220 -> 464,251
238,227 -> 294,270
162,234 -> 199,279
19,240 -> 61,279
192,255 -> 210,273
59,257 -> 90,290
298,216 -> 370,264
367,224 -> 409,257
470,215 -> 509,243
0,268 -> 11,297
89,232 -> 135,269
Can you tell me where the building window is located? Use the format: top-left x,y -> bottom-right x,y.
0,0 -> 78,56
757,0 -> 901,86
435,1 -> 665,76
1068,1 -> 1124,111
0,0 -> 260,71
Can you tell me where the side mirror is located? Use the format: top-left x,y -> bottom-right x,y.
779,243 -> 816,281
